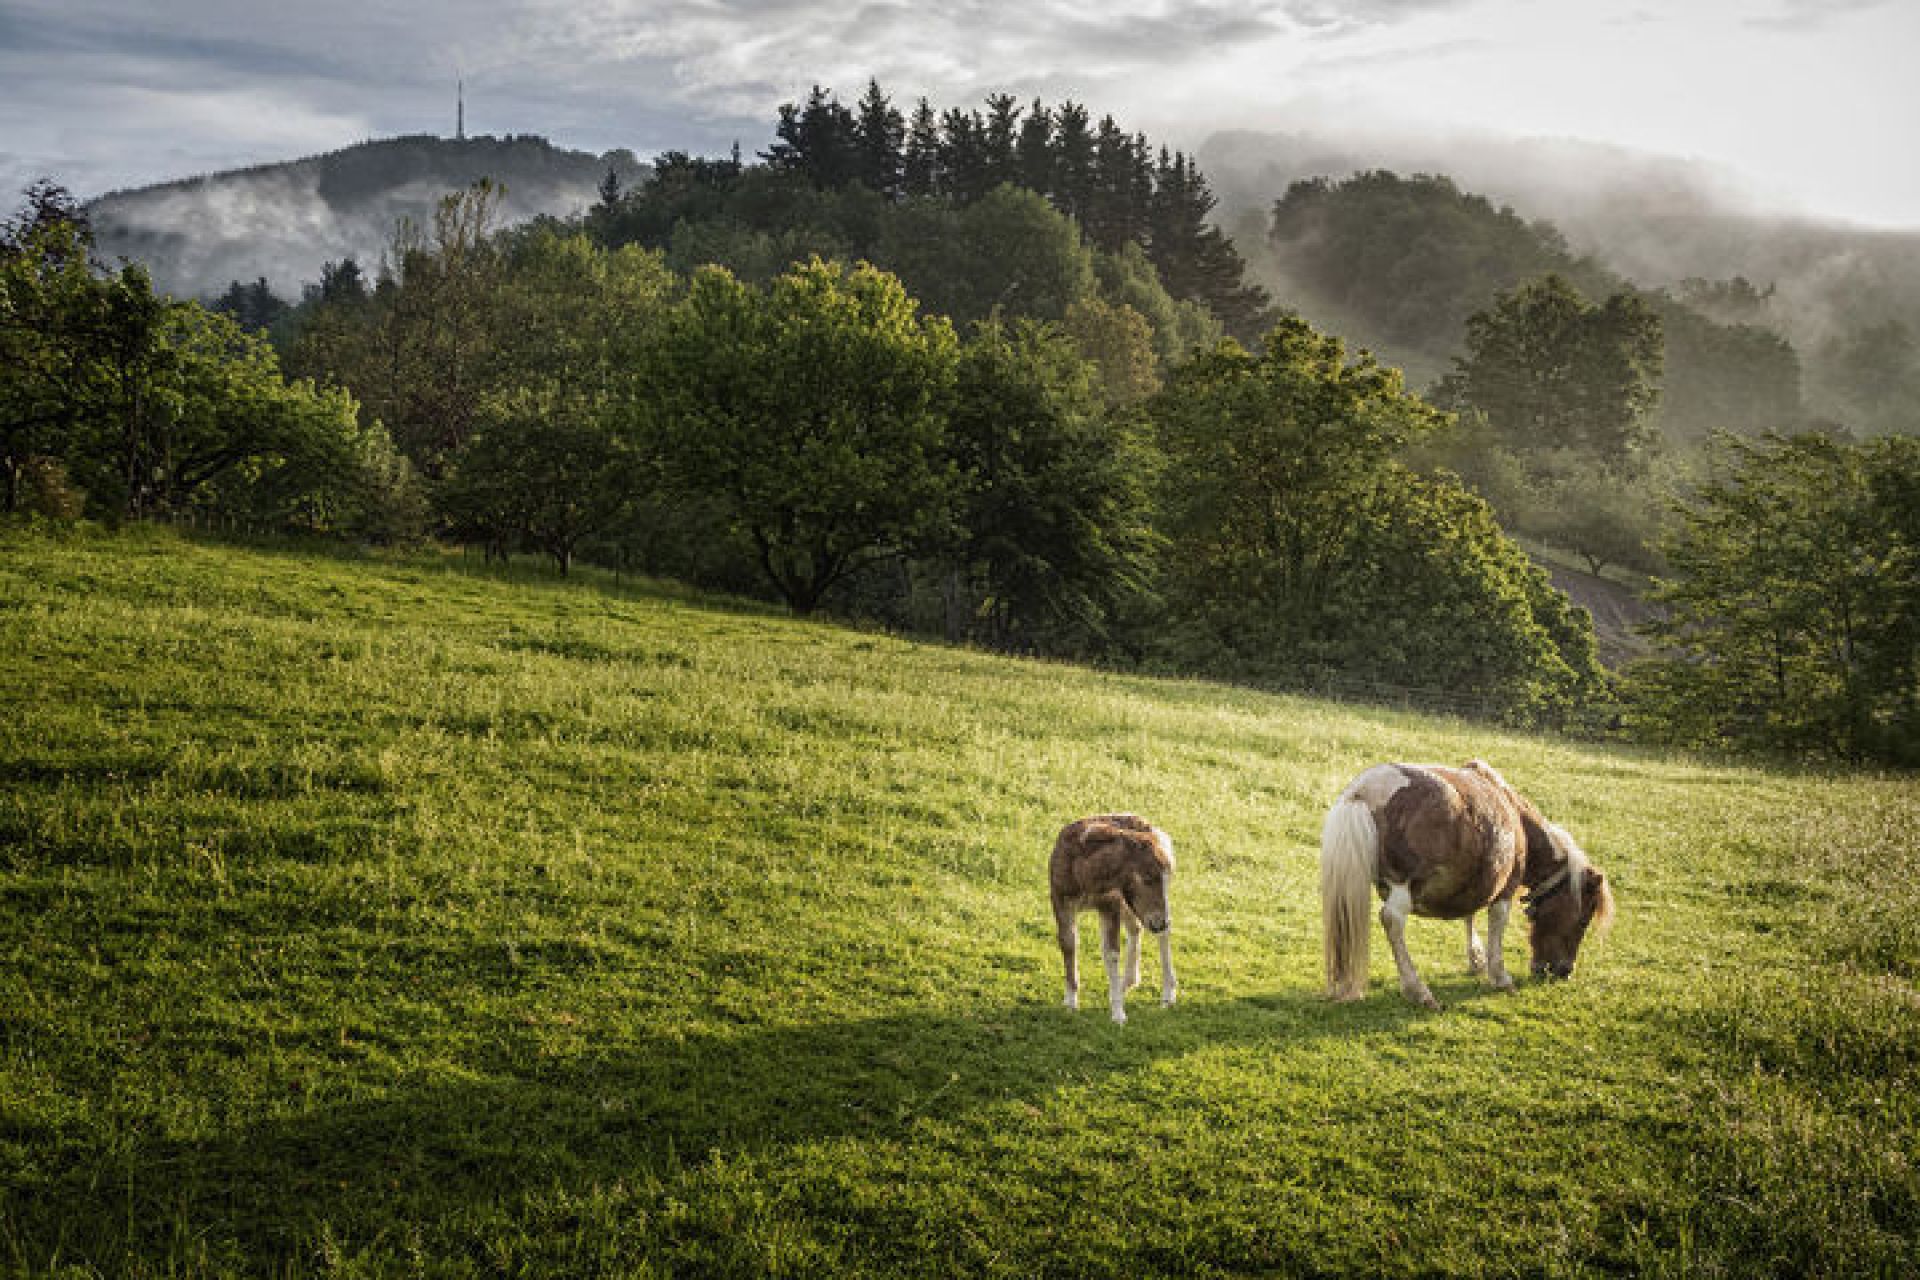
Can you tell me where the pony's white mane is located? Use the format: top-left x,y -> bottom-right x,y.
1544,822 -> 1591,914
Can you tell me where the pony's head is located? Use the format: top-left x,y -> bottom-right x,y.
1526,824 -> 1614,980
1119,829 -> 1176,934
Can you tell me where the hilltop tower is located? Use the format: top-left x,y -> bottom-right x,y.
457,78 -> 465,140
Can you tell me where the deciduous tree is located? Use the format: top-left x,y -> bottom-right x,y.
643,259 -> 960,614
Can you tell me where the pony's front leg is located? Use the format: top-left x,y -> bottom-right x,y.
1055,903 -> 1080,1010
1123,915 -> 1143,991
1157,928 -> 1178,1006
1465,913 -> 1487,974
1484,897 -> 1517,992
1381,884 -> 1440,1010
1098,909 -> 1128,1024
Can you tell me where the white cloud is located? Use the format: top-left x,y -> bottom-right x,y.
0,0 -> 1915,225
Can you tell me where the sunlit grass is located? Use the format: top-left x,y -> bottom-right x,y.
2,525 -> 1915,1276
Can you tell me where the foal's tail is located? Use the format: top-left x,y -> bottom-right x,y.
1320,797 -> 1379,1001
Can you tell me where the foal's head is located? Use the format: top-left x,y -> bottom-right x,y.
1118,832 -> 1176,934
1527,825 -> 1614,980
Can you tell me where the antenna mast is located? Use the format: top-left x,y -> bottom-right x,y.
457,77 -> 466,140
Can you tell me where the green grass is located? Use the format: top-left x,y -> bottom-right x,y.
3,524 -> 1916,1277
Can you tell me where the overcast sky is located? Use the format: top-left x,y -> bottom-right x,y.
3,0 -> 1916,226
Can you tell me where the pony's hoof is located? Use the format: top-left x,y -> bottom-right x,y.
1063,993 -> 1079,1011
1491,976 -> 1516,993
1406,987 -> 1442,1011
1109,1009 -> 1128,1025
1161,988 -> 1178,1008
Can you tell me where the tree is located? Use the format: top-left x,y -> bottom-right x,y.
1050,102 -> 1095,222
642,259 -> 960,614
1063,297 -> 1161,407
1148,150 -> 1273,344
1436,273 -> 1663,466
1150,314 -> 1603,720
1266,171 -> 1593,357
903,98 -> 943,197
766,86 -> 861,189
1529,460 -> 1667,578
434,227 -> 674,569
852,80 -> 905,198
1,184 -> 103,513
1651,296 -> 1804,441
1631,432 -> 1920,764
1015,100 -> 1054,196
942,317 -> 1159,651
981,94 -> 1022,191
210,277 -> 290,335
878,186 -> 1096,328
441,390 -> 634,573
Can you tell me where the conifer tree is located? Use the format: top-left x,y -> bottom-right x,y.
1051,101 -> 1095,221
982,93 -> 1022,191
903,97 -> 943,197
853,79 -> 905,198
940,108 -> 991,204
1148,150 -> 1273,343
1015,99 -> 1055,197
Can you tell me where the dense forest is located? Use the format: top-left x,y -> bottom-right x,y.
5,83 -> 1916,763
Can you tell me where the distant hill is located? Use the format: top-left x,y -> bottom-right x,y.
85,134 -> 651,301
1199,129 -> 1920,436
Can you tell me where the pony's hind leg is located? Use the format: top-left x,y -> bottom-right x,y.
1123,915 -> 1143,991
1465,914 -> 1487,974
1381,884 -> 1440,1010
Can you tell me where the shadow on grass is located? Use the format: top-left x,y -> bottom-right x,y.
14,988 -> 1484,1265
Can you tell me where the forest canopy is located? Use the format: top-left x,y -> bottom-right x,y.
8,82 -> 1916,761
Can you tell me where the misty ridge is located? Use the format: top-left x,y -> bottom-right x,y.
82,117 -> 1920,439
85,134 -> 651,302
1201,126 -> 1920,433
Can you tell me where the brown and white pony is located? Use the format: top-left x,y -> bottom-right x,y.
1050,815 -> 1178,1023
1321,760 -> 1613,1008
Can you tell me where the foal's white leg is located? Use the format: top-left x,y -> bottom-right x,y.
1056,907 -> 1080,1010
1158,929 -> 1178,1007
1123,916 -> 1143,991
1485,897 -> 1517,992
1381,884 -> 1440,1010
1465,913 -> 1487,975
1099,911 -> 1128,1024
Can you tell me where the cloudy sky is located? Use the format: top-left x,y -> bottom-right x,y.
3,0 -> 1916,226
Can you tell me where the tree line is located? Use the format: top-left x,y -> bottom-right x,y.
1,182 -> 417,535
593,82 -> 1274,344
7,97 -> 1916,761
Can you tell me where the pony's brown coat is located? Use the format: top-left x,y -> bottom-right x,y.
1323,760 -> 1612,1005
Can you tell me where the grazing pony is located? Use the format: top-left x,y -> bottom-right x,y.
1321,760 -> 1613,1009
1050,815 -> 1178,1023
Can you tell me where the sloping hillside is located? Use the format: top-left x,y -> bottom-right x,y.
2,528 -> 1915,1275
86,134 -> 651,299
1539,557 -> 1662,667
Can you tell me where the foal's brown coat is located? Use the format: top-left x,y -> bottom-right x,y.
1050,815 -> 1177,1023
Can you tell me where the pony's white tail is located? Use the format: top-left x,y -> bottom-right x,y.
1321,798 -> 1379,1001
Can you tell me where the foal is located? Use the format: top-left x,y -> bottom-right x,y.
1050,815 -> 1178,1024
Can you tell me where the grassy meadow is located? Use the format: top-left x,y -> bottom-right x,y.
2,525 -> 1916,1277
